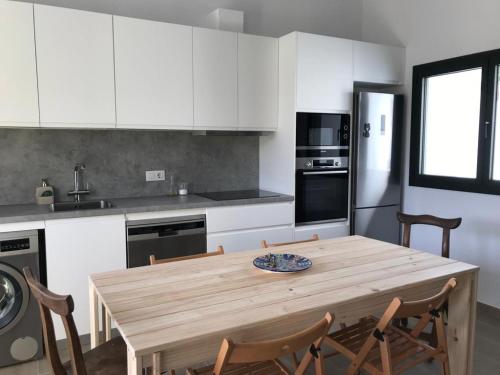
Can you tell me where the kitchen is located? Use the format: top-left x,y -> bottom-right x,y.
0,0 -> 496,374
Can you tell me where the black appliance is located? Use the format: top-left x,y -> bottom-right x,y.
296,112 -> 350,148
197,190 -> 280,201
295,112 -> 350,225
126,215 -> 207,268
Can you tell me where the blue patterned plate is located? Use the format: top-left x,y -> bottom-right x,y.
253,253 -> 312,273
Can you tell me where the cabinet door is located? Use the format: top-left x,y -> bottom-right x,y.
207,226 -> 293,253
353,41 -> 405,85
0,0 -> 39,127
114,16 -> 193,129
206,202 -> 294,233
193,27 -> 237,130
294,222 -> 349,241
238,33 -> 278,130
34,5 -> 115,128
296,33 -> 353,113
45,215 -> 126,339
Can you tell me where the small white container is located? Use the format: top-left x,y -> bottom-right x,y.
35,178 -> 54,205
178,182 -> 188,196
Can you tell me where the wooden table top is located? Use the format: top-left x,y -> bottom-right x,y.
90,236 -> 478,362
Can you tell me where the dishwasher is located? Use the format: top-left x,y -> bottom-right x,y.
126,214 -> 207,268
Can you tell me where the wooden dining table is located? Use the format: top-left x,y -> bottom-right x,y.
88,235 -> 479,375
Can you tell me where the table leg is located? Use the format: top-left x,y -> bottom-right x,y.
152,352 -> 161,375
447,271 -> 478,375
101,300 -> 112,342
127,347 -> 143,375
89,280 -> 100,349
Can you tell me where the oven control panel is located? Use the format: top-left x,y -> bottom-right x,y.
296,157 -> 348,170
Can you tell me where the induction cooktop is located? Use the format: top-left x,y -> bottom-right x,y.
197,190 -> 280,201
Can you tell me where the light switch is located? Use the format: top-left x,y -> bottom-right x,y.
145,170 -> 165,182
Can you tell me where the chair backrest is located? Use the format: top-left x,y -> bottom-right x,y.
352,278 -> 457,369
23,267 -> 87,375
391,278 -> 457,319
150,245 -> 224,265
397,212 -> 462,258
261,234 -> 320,249
212,312 -> 334,375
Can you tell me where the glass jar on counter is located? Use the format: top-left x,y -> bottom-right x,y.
166,175 -> 177,196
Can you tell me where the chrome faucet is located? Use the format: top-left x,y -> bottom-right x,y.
68,163 -> 91,202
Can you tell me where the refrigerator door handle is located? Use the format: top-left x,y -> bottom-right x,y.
302,170 -> 348,175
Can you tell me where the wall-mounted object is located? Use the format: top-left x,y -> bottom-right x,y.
207,8 -> 244,33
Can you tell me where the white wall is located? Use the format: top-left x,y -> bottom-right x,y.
362,0 -> 500,308
19,0 -> 363,39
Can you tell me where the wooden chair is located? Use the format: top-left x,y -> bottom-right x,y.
150,245 -> 224,265
23,266 -> 127,375
186,312 -> 334,375
397,212 -> 462,258
324,278 -> 457,375
149,246 -> 224,375
261,234 -> 320,249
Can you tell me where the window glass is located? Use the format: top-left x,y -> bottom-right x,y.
492,67 -> 500,180
422,68 -> 482,178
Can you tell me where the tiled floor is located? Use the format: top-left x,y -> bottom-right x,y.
2,303 -> 499,375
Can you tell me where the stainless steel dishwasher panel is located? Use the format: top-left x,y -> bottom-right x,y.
126,215 -> 207,268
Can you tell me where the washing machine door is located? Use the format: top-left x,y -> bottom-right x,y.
0,264 -> 29,335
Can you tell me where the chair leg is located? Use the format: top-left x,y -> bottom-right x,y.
314,352 -> 326,375
441,358 -> 451,375
380,339 -> 393,375
347,363 -> 362,375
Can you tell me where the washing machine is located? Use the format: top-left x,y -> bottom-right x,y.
0,230 -> 44,368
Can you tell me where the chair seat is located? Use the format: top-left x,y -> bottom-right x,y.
64,336 -> 127,375
327,317 -> 436,373
187,360 -> 287,375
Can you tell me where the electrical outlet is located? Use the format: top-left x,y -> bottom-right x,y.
145,170 -> 165,182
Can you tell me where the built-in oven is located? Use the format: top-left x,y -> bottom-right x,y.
295,112 -> 351,225
296,112 -> 350,148
296,167 -> 349,225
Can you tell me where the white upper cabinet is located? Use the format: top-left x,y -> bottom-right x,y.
193,27 -> 238,130
238,33 -> 278,130
114,16 -> 193,129
296,32 -> 353,113
0,1 -> 39,127
34,5 -> 115,128
353,41 -> 405,85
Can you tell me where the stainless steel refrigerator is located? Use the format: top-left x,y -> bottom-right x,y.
351,92 -> 404,244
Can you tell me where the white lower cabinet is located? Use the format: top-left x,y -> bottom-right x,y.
206,202 -> 293,233
208,226 -> 293,253
294,222 -> 350,241
45,215 -> 126,339
206,202 -> 294,252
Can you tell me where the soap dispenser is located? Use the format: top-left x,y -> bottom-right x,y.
36,178 -> 54,205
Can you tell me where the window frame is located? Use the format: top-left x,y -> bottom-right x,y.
410,48 -> 500,195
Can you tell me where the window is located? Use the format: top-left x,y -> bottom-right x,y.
492,66 -> 500,180
410,49 -> 500,194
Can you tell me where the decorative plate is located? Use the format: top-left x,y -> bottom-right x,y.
253,253 -> 312,273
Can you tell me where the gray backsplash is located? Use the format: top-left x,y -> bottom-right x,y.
0,129 -> 259,205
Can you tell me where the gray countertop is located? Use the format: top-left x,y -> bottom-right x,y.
0,193 -> 294,225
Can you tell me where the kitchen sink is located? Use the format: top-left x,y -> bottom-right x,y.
50,200 -> 113,212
